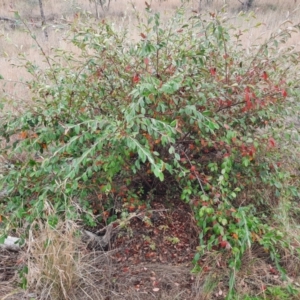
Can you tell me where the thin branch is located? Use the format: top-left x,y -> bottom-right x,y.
182,150 -> 207,195
16,14 -> 58,85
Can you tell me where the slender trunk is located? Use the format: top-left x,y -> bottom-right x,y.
38,0 -> 48,39
95,0 -> 99,19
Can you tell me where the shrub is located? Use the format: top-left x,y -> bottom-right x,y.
1,5 -> 300,297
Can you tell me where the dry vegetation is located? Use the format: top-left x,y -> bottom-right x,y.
1,1 -> 300,299
1,0 -> 300,100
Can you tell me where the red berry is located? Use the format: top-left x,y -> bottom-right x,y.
190,166 -> 196,172
220,240 -> 227,248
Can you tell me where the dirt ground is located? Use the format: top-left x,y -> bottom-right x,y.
1,197 -> 297,300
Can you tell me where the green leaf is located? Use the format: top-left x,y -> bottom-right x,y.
193,252 -> 200,263
220,218 -> 228,226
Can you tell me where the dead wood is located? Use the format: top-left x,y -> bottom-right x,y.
82,223 -> 113,250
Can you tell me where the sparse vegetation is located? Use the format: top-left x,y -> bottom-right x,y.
1,1 -> 300,299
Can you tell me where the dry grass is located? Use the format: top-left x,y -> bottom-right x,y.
235,246 -> 284,297
0,249 -> 20,300
1,212 -> 300,299
0,0 -> 300,107
20,220 -> 114,300
0,218 -> 202,300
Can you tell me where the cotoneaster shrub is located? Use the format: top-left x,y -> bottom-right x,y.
1,5 -> 300,297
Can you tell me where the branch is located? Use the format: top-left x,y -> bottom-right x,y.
0,16 -> 16,23
82,223 -> 113,249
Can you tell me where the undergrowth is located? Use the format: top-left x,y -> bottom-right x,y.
1,3 -> 300,299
